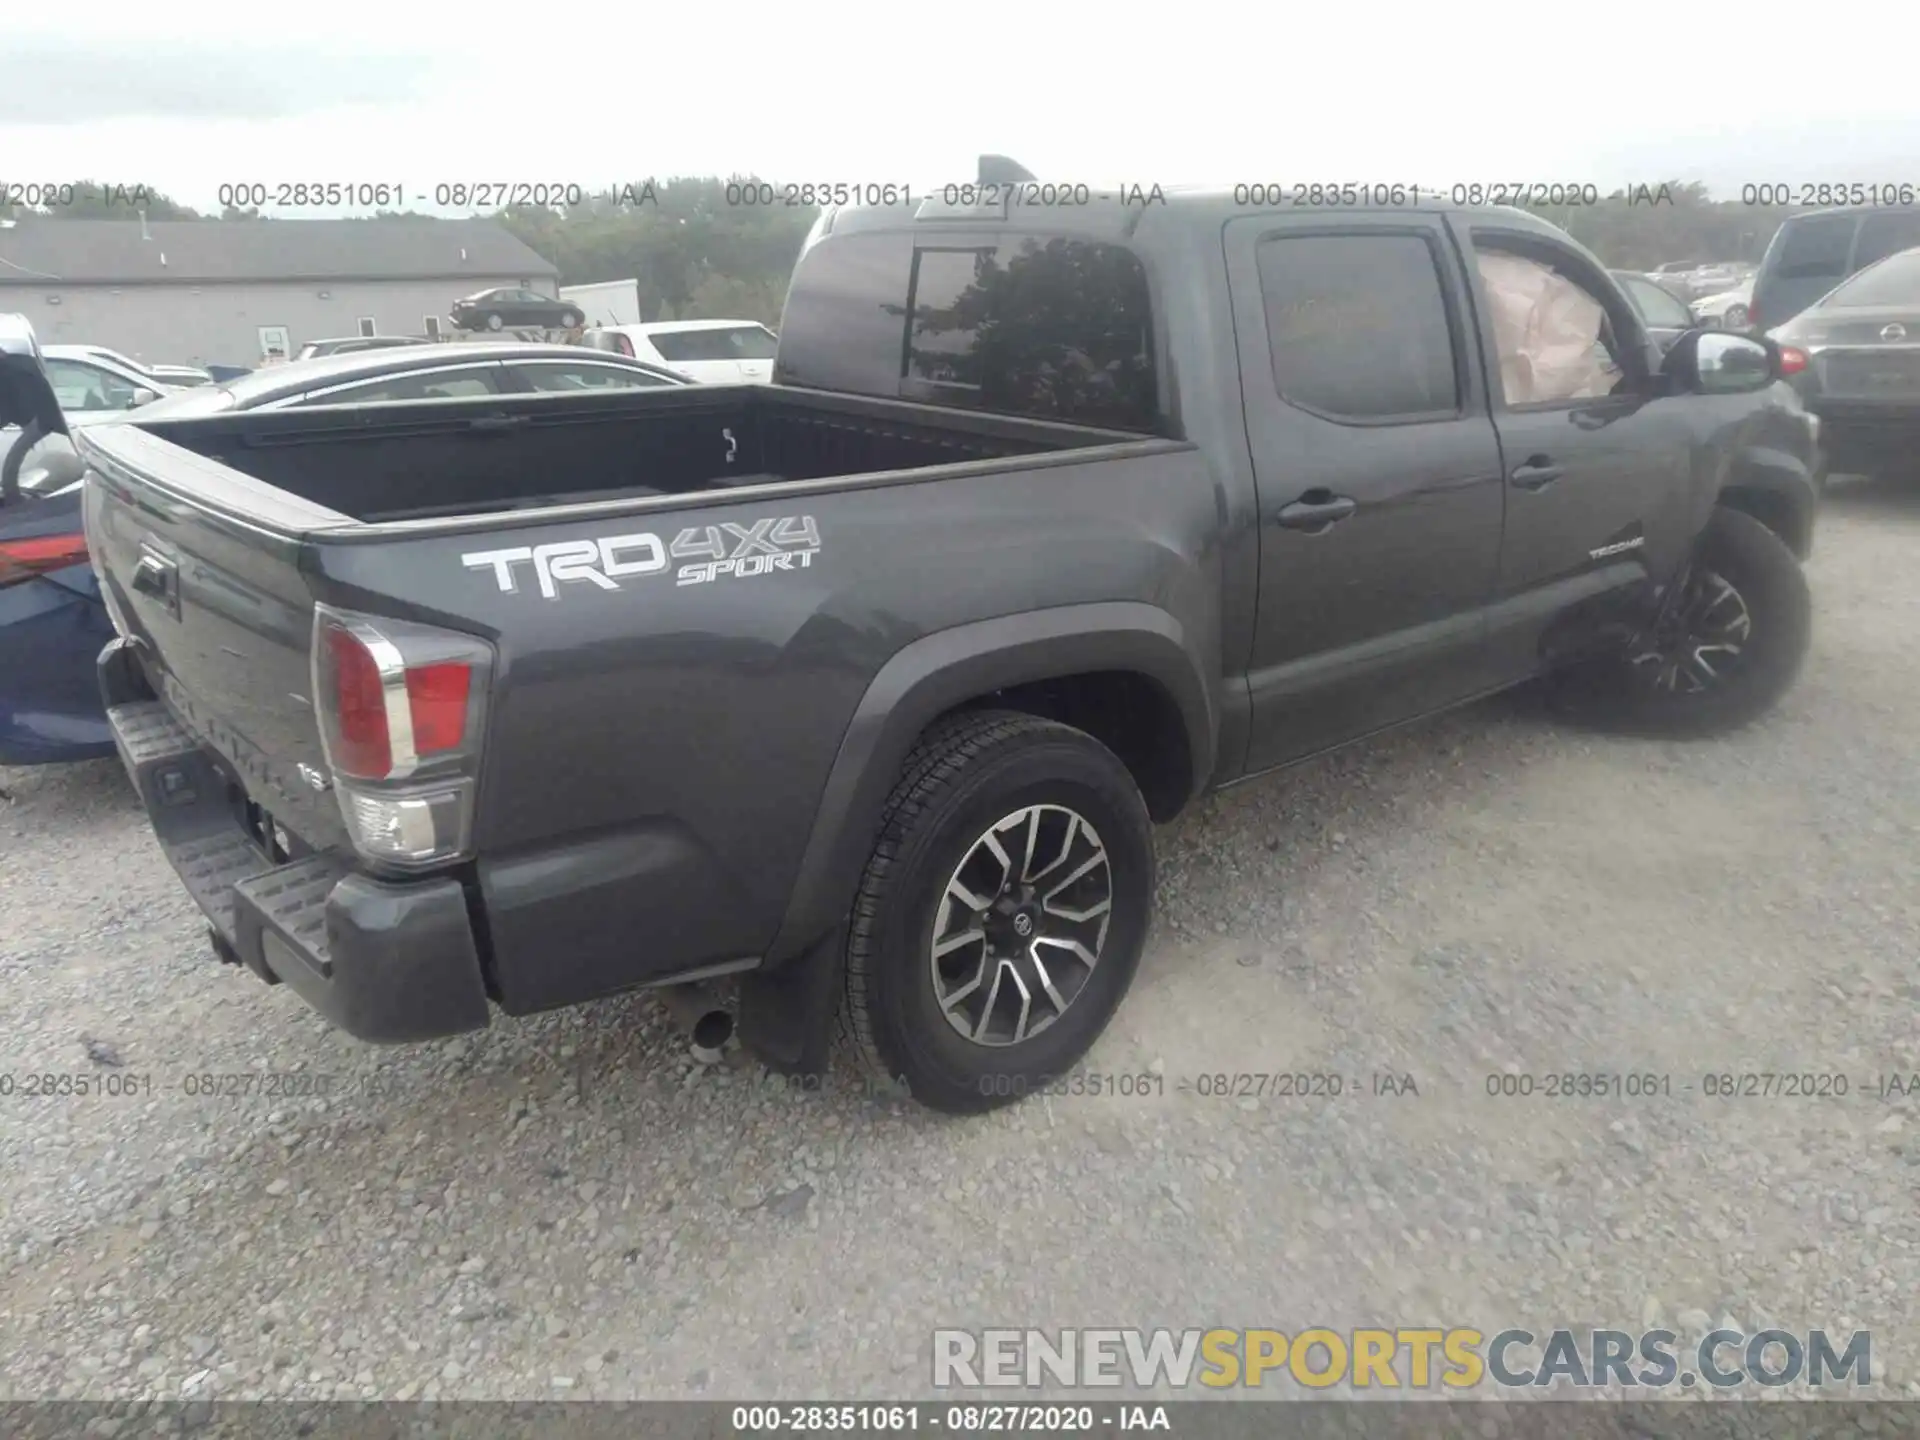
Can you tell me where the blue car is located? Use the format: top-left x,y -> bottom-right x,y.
0,318 -> 113,767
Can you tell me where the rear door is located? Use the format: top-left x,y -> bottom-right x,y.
1225,210 -> 1506,772
1458,222 -> 1697,679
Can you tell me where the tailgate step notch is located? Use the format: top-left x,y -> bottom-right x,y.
234,854 -> 350,980
172,831 -> 274,937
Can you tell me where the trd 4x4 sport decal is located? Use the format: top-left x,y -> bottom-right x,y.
462,516 -> 821,600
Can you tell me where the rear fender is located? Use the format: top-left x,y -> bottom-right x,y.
765,601 -> 1214,966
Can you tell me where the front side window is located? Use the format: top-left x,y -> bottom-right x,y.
515,363 -> 674,392
1254,233 -> 1459,420
45,358 -> 139,412
902,237 -> 1158,431
1474,246 -> 1625,406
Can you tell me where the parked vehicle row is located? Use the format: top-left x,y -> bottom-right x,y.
583,320 -> 779,383
10,171 -> 1822,1118
1766,243 -> 1920,482
0,341 -> 689,767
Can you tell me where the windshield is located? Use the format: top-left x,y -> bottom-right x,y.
1822,248 -> 1920,309
647,325 -> 778,362
84,347 -> 154,378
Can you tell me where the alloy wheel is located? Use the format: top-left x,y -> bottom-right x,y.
929,804 -> 1112,1047
1629,567 -> 1753,694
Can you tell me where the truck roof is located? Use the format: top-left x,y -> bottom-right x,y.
817,181 -> 1571,252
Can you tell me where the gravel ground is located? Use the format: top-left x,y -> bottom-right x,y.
2,481 -> 1918,1410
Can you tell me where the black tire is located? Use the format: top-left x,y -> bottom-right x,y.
1549,507 -> 1810,737
838,710 -> 1155,1115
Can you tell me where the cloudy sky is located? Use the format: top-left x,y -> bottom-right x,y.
5,1 -> 1917,216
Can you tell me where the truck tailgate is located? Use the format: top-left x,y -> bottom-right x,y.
79,423 -> 353,851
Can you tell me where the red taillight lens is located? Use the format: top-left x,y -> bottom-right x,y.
1778,346 -> 1809,376
0,533 -> 91,587
405,662 -> 472,755
311,605 -> 494,868
313,606 -> 492,784
323,622 -> 393,779
614,334 -> 635,357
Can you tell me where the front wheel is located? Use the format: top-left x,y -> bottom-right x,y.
1549,507 -> 1810,737
561,310 -> 582,329
485,312 -> 504,331
1722,303 -> 1749,329
838,710 -> 1155,1115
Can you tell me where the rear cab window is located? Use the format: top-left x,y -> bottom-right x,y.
1823,248 -> 1920,308
778,228 -> 1161,432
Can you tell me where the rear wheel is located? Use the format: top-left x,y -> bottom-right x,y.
839,711 -> 1155,1115
1722,302 -> 1749,329
1549,507 -> 1810,737
562,310 -> 583,329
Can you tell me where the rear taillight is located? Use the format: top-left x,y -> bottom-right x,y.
0,533 -> 90,588
613,334 -> 635,358
312,605 -> 494,870
1778,346 -> 1810,377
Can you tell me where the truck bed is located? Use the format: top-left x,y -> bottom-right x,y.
110,382 -> 1129,527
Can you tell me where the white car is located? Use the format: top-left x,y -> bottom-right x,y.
1691,279 -> 1754,330
65,345 -> 211,389
583,320 -> 778,383
38,346 -> 179,425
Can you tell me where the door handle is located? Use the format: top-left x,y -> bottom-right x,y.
1275,491 -> 1357,532
1510,456 -> 1564,491
467,414 -> 530,433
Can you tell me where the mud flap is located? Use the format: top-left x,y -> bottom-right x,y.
736,926 -> 842,1076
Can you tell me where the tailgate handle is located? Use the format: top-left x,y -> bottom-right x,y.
132,551 -> 177,599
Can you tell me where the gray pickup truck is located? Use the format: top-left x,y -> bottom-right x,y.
24,172 -> 1822,1114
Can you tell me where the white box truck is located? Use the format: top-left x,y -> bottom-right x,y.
558,279 -> 645,326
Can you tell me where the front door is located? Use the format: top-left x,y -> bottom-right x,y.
1455,221 -> 1697,680
1226,212 -> 1506,773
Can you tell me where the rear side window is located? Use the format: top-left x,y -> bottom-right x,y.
901,237 -> 1158,432
308,369 -> 501,405
1851,212 -> 1920,272
1770,215 -> 1856,281
650,326 -> 778,362
1254,234 -> 1459,419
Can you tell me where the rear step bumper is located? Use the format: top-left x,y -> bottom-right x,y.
102,644 -> 491,1043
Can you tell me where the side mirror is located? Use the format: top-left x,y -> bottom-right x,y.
128,386 -> 159,408
24,448 -> 87,492
1660,329 -> 1777,396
